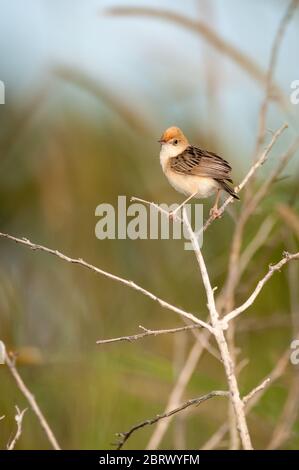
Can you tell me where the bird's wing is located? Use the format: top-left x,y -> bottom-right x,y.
169,146 -> 233,182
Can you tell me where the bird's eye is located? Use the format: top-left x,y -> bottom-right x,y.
173,139 -> 178,145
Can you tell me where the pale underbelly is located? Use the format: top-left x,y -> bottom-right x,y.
166,172 -> 219,199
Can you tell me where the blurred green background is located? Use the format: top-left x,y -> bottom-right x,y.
0,0 -> 299,450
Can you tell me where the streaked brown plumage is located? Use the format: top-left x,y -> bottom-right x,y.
159,126 -> 239,217
169,146 -> 238,199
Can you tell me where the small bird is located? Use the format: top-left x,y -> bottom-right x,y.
159,126 -> 239,218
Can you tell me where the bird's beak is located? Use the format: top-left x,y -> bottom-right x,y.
158,138 -> 166,144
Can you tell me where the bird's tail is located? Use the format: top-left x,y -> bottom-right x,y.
219,180 -> 240,200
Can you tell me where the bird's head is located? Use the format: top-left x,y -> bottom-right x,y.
158,126 -> 189,155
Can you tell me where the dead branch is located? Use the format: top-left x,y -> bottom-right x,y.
183,209 -> 253,449
201,345 -> 292,449
138,124 -> 287,449
0,232 -> 212,333
242,378 -> 271,405
222,252 -> 299,325
244,136 -> 299,220
201,124 -> 287,233
7,406 -> 27,450
119,377 -> 269,451
6,406 -> 27,450
96,324 -> 202,345
267,241 -> 299,449
5,351 -> 61,450
116,391 -> 229,450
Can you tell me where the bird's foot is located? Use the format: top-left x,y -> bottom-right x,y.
209,207 -> 222,219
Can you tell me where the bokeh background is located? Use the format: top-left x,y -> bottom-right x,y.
0,0 -> 299,449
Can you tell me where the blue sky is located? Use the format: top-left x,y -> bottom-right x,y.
0,0 -> 298,159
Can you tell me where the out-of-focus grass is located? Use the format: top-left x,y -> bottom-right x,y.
0,83 -> 298,449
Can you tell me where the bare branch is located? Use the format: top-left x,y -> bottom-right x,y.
201,123 -> 288,234
218,130 -> 298,324
243,378 -> 271,405
267,244 -> 299,449
96,324 -> 202,345
97,322 -> 220,360
201,346 -> 292,449
115,391 -> 229,450
222,252 -> 299,325
135,124 -> 287,237
0,232 -> 213,333
121,125 -> 288,449
244,136 -> 299,219
7,406 -> 27,450
5,351 -> 61,450
182,209 -> 253,450
130,197 -> 176,219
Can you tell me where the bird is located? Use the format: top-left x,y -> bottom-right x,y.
158,126 -> 239,219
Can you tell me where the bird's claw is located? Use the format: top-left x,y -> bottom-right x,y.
209,207 -> 222,219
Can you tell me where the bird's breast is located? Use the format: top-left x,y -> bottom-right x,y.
159,148 -> 218,198
165,170 -> 218,199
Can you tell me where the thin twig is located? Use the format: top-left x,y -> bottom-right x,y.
222,252 -> 299,325
5,351 -> 61,450
7,406 -> 27,450
115,391 -> 229,450
130,197 -> 175,219
96,324 -> 202,345
134,125 -> 287,238
0,127 -> 286,342
218,130 -> 298,321
0,232 -> 213,333
243,378 -> 271,405
0,123 -> 290,450
144,125 -> 286,448
244,136 -> 299,220
200,124 -> 288,234
267,239 -> 299,449
201,345 -> 293,449
183,208 -> 253,450
219,24 -> 294,434
137,125 -> 287,450
97,322 -> 220,360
